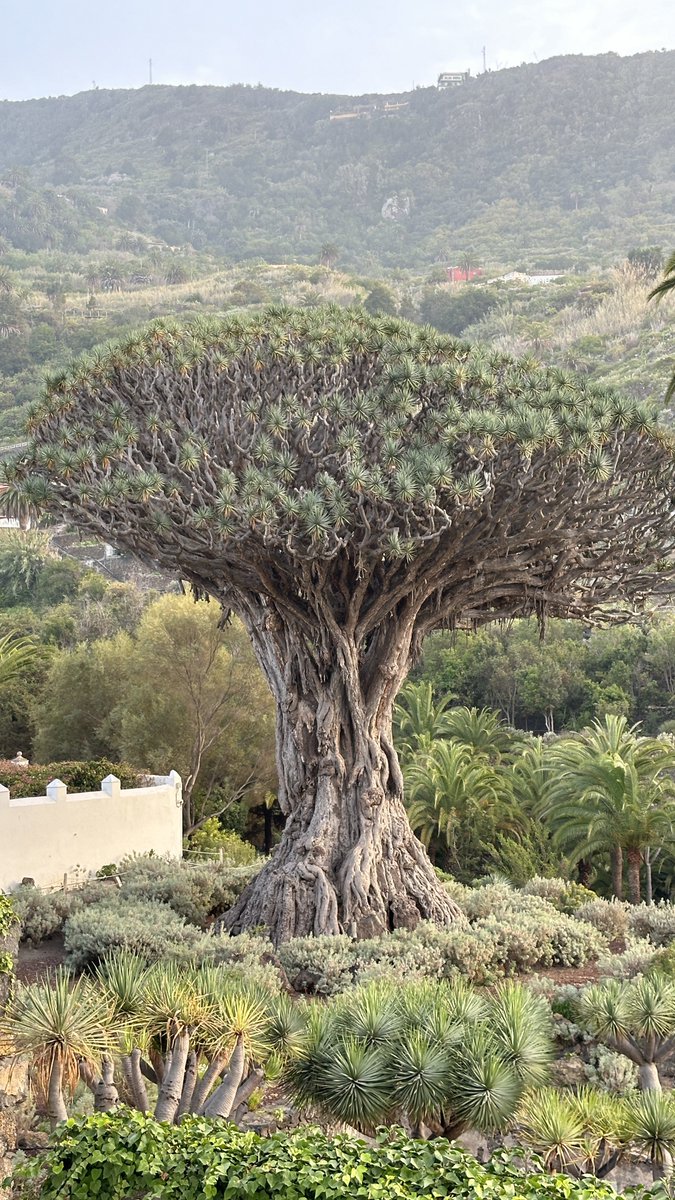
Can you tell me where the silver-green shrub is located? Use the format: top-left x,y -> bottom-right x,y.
627,901 -> 675,945
575,898 -> 628,942
63,897 -> 205,970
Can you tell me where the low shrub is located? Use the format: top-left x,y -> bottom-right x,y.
63,898 -> 205,970
596,938 -> 656,979
585,1045 -> 638,1093
277,934 -> 354,994
627,901 -> 675,945
575,898 -> 629,942
475,906 -> 606,971
13,1111 -> 621,1200
11,856 -> 261,948
10,884 -> 84,945
276,923 -> 502,994
186,818 -> 258,866
647,942 -> 675,978
114,855 -> 259,926
521,877 -> 597,913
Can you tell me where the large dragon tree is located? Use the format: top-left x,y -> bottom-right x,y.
8,306 -> 675,942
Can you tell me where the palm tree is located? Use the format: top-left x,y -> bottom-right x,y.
649,250 -> 675,401
443,706 -> 516,763
541,716 -> 675,902
404,741 -> 514,863
393,681 -> 455,760
0,970 -> 113,1126
0,632 -> 38,689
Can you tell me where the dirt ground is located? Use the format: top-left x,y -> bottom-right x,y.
16,936 -> 66,984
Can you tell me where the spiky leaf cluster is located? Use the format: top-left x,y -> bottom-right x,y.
13,305 -> 675,633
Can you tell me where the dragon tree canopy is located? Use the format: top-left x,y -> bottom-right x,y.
8,305 -> 675,941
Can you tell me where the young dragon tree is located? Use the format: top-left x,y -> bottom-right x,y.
10,306 -> 675,941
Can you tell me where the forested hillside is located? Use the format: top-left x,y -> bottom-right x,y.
1,50 -> 675,268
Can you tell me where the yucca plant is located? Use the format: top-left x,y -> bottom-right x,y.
0,969 -> 113,1125
517,1086 -> 632,1178
580,976 -> 675,1091
13,305 -> 675,941
288,978 -> 552,1137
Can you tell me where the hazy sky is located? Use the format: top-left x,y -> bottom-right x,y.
2,0 -> 674,100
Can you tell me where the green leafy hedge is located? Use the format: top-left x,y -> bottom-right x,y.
11,1111 -> 639,1200
0,758 -> 145,798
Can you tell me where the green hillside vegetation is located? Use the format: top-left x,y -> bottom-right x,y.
0,51 -> 674,270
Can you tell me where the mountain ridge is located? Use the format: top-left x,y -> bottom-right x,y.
1,50 -> 674,268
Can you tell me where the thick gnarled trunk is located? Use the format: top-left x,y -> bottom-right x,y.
223,617 -> 461,943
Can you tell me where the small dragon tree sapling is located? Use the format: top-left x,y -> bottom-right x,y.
581,976 -> 675,1092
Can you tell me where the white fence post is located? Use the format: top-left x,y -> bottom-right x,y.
0,784 -> 9,807
101,774 -> 121,800
46,779 -> 67,803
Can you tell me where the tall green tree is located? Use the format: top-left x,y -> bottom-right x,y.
13,307 -> 675,941
542,716 -> 675,902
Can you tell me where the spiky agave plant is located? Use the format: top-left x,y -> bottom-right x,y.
0,969 -> 113,1126
13,305 -> 675,942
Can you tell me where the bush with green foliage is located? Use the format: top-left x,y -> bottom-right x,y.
0,892 -> 18,986
521,877 -> 597,913
596,939 -> 656,980
576,898 -> 629,943
63,898 -> 206,970
186,817 -> 258,865
10,855 -> 260,948
10,884 -> 84,946
12,1112 -> 626,1200
0,758 -> 145,798
475,907 -> 606,971
628,902 -> 675,946
114,855 -> 259,926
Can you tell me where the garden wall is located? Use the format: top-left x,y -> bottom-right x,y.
0,771 -> 182,890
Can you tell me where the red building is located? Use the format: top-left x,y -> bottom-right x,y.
446,266 -> 483,283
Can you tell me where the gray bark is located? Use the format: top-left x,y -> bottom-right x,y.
204,1036 -> 246,1119
94,1058 -> 119,1113
47,1058 -> 68,1127
176,1050 -> 198,1120
611,845 -> 624,901
232,1068 -> 265,1123
190,1053 -> 227,1115
639,1061 -> 662,1091
653,1148 -> 673,1181
154,1031 -> 191,1123
222,617 -> 463,943
129,1048 -> 149,1113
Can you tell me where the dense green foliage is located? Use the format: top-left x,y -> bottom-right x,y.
1,52 -> 674,270
10,1113 -> 635,1199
